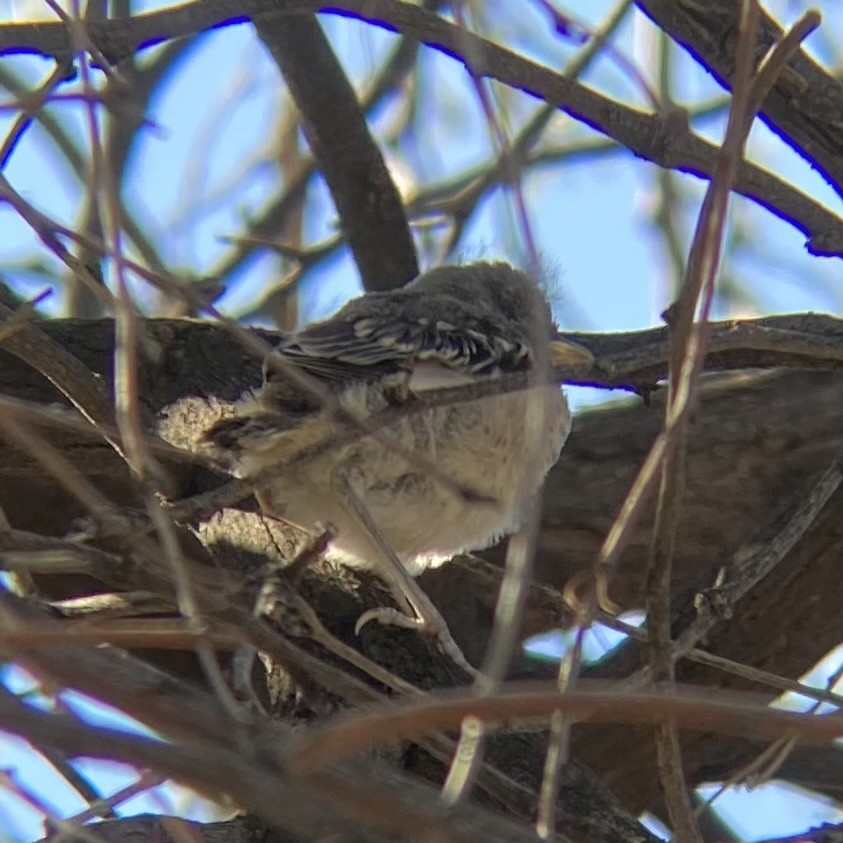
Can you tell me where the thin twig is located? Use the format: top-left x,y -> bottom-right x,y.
0,61 -> 71,170
645,0 -> 758,833
530,4 -> 640,827
672,451 -> 843,667
0,295 -> 116,430
1,182 -> 500,509
594,613 -> 843,709
6,1 -> 841,257
643,9 -> 821,838
68,5 -> 245,723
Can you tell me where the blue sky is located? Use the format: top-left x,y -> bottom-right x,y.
0,1 -> 841,839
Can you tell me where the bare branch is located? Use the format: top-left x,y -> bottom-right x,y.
253,12 -> 418,290
2,1 -> 841,255
636,0 -> 843,195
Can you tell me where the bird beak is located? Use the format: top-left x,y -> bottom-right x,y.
548,338 -> 594,367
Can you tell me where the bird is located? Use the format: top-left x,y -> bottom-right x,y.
203,262 -> 593,671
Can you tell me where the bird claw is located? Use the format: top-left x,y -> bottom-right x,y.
354,607 -> 423,636
354,607 -> 478,678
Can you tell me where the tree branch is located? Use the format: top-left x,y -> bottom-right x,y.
635,0 -> 843,196
253,12 -> 418,291
2,1 -> 841,256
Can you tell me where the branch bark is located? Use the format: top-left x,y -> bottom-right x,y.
635,0 -> 843,196
252,12 -> 419,291
1,316 -> 841,824
3,1 -> 842,256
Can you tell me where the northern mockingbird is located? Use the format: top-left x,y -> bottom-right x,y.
204,262 -> 592,671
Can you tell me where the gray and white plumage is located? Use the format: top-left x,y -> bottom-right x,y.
205,262 -> 588,577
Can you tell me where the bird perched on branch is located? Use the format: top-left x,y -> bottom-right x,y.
204,262 -> 592,671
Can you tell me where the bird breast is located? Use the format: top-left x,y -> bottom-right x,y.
249,381 -> 571,577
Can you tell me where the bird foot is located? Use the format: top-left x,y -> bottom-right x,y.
355,606 -> 422,635
355,607 -> 478,678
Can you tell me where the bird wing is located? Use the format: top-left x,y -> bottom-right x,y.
272,312 -> 531,385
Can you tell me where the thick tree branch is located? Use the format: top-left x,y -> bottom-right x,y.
2,1 -> 841,256
41,815 -> 298,843
0,676 -> 554,843
3,2 -> 842,838
252,12 -> 418,291
635,0 -> 843,196
1,314 -> 841,822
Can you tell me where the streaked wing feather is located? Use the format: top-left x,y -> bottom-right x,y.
271,314 -> 531,385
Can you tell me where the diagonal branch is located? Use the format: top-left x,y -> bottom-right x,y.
2,1 -> 841,256
635,0 -> 843,196
252,11 -> 418,291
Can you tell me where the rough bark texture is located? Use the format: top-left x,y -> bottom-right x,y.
635,0 -> 843,195
2,318 -> 840,829
4,2 -> 843,840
